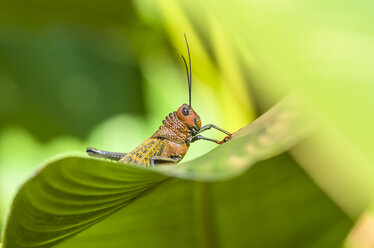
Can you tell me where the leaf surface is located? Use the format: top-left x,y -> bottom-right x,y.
2,96 -> 351,248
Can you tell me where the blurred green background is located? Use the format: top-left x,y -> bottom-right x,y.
0,0 -> 374,241
0,0 -> 257,232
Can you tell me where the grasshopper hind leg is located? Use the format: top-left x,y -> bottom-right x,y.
86,147 -> 127,161
150,155 -> 180,166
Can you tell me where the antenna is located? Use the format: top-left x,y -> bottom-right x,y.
183,33 -> 192,107
181,55 -> 189,90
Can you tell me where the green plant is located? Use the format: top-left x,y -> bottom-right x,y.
1,96 -> 354,248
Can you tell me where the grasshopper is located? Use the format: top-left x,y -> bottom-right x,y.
87,35 -> 232,166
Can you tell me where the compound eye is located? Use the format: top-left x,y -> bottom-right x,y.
181,107 -> 189,116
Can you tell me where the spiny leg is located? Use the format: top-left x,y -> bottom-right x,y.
194,124 -> 232,144
150,155 -> 180,166
86,147 -> 127,161
188,135 -> 222,144
198,124 -> 231,136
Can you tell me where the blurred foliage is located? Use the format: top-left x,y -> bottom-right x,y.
0,22 -> 144,141
0,0 -> 255,234
0,0 -> 374,246
345,205 -> 374,248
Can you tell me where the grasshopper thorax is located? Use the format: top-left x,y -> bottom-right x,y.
151,104 -> 201,144
176,104 -> 201,136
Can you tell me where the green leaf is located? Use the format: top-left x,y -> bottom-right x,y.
3,158 -> 168,247
2,96 -> 351,247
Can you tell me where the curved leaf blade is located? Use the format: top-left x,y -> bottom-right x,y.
2,158 -> 167,247
62,154 -> 352,248
1,96 -> 318,247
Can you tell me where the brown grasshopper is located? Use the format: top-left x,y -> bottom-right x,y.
87,35 -> 231,166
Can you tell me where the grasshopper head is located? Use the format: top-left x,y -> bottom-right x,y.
176,104 -> 201,135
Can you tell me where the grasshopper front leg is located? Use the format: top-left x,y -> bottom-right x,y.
190,124 -> 232,145
198,124 -> 231,136
188,135 -> 222,144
